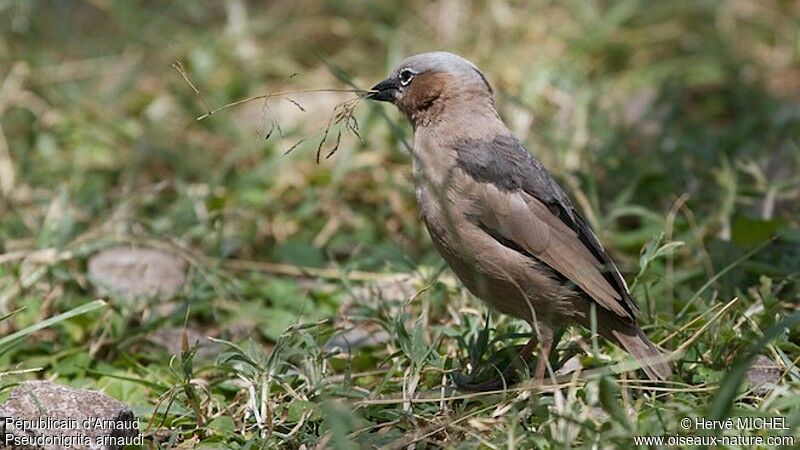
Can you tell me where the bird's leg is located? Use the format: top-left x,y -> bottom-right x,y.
468,331 -> 546,390
455,334 -> 538,392
515,334 -> 538,365
455,322 -> 561,391
533,325 -> 554,383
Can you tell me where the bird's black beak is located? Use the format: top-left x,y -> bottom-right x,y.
366,78 -> 399,102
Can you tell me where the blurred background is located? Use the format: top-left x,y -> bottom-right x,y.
2,0 -> 799,272
0,0 -> 798,448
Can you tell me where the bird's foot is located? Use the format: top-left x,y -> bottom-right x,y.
452,366 -> 519,392
451,354 -> 533,392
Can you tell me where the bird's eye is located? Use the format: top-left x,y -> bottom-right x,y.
399,69 -> 415,86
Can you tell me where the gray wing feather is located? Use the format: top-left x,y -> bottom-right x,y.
455,134 -> 639,322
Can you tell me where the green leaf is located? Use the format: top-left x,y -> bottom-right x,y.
0,300 -> 106,355
208,416 -> 235,434
276,240 -> 325,267
598,376 -> 631,431
259,308 -> 300,341
731,214 -> 787,247
633,232 -> 684,289
263,278 -> 307,313
409,320 -> 431,366
286,400 -> 322,423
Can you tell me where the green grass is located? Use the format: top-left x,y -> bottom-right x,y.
1,0 -> 799,448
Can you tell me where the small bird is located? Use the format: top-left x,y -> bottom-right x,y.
367,51 -> 670,385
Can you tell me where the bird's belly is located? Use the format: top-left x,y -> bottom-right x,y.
418,194 -> 575,325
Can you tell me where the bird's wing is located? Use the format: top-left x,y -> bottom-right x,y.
454,134 -> 638,323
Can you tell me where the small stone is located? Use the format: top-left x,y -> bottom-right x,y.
337,276 -> 420,319
349,276 -> 419,305
0,381 -> 140,450
746,355 -> 782,394
88,246 -> 186,303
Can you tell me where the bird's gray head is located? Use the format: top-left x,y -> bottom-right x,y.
367,52 -> 494,126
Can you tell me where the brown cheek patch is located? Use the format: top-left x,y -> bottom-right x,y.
401,72 -> 453,114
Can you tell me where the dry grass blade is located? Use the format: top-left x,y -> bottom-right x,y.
658,300 -> 724,347
357,374 -> 711,409
313,95 -> 366,163
324,129 -> 342,161
263,121 -> 276,141
285,98 -> 306,112
670,297 -> 740,357
261,100 -> 283,141
283,138 -> 306,155
172,58 -> 370,121
314,121 -> 332,163
171,60 -> 211,116
194,88 -> 369,121
173,61 -> 373,163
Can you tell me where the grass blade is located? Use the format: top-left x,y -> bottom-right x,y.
0,300 -> 106,352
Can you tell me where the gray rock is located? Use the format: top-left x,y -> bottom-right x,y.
0,381 -> 140,450
746,355 -> 782,394
88,246 -> 186,303
348,276 -> 419,305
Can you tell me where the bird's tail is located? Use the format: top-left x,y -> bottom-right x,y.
605,325 -> 671,381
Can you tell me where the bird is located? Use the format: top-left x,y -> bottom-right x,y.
366,51 -> 670,386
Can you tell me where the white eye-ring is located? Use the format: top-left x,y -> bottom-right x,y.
399,68 -> 415,86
